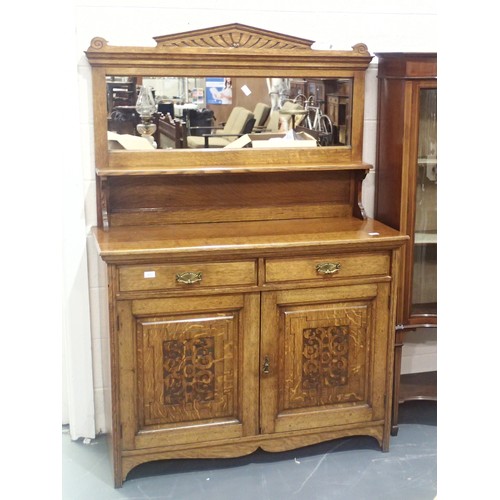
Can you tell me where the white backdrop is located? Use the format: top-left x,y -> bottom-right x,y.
5,0 -> 496,497
65,0 -> 439,440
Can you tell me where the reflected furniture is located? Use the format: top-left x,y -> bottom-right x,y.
327,92 -> 351,145
374,52 -> 437,435
158,113 -> 186,149
86,23 -> 407,487
266,100 -> 305,132
186,106 -> 255,148
251,102 -> 271,131
106,77 -> 138,136
106,77 -> 136,110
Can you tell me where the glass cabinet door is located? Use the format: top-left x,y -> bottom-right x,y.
412,87 -> 437,316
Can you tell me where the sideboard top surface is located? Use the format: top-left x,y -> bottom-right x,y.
93,217 -> 407,263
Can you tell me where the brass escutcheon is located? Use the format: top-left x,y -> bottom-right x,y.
263,356 -> 270,374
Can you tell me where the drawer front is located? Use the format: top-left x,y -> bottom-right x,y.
119,260 -> 257,292
265,253 -> 390,284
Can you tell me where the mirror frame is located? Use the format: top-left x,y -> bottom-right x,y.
86,23 -> 373,174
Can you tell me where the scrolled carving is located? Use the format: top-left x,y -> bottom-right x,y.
90,37 -> 108,50
352,43 -> 369,55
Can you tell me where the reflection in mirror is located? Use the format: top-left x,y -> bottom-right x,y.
106,76 -> 353,151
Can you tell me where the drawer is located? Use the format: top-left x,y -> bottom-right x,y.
119,260 -> 257,292
265,253 -> 390,284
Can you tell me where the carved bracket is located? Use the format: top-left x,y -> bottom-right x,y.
98,176 -> 110,230
353,169 -> 369,220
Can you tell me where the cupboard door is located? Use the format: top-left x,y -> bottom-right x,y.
260,284 -> 391,435
117,293 -> 260,451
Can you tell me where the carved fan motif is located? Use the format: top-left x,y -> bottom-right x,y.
154,23 -> 314,50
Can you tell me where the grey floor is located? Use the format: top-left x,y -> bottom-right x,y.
62,401 -> 436,500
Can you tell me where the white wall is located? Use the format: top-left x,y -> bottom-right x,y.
72,0 -> 438,434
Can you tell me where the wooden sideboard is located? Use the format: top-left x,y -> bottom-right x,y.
86,24 -> 407,487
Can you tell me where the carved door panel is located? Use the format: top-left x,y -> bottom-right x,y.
260,284 -> 391,435
117,293 -> 260,451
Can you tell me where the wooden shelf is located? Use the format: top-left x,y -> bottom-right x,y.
98,149 -> 373,177
399,371 -> 437,403
417,157 -> 437,166
414,232 -> 437,244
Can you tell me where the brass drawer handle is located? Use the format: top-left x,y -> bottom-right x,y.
315,262 -> 341,275
175,271 -> 203,285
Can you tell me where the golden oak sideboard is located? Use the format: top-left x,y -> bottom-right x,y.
86,24 -> 407,487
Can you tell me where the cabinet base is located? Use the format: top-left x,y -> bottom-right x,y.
116,423 -> 387,487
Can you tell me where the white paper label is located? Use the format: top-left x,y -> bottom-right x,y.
241,85 -> 252,96
144,271 -> 156,279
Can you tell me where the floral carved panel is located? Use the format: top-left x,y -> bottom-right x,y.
137,313 -> 238,427
281,302 -> 370,411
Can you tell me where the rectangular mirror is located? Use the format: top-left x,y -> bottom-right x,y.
106,76 -> 353,151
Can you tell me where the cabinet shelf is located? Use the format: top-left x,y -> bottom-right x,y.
417,158 -> 437,166
399,371 -> 437,403
98,150 -> 372,177
414,232 -> 437,245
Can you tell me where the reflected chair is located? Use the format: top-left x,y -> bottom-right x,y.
186,107 -> 255,148
252,102 -> 271,132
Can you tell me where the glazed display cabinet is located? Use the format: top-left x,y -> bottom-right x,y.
374,53 -> 437,435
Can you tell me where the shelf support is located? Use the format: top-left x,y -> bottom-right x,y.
353,169 -> 369,220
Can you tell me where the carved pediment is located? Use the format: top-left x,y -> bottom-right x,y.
87,24 -> 372,72
153,23 -> 314,50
